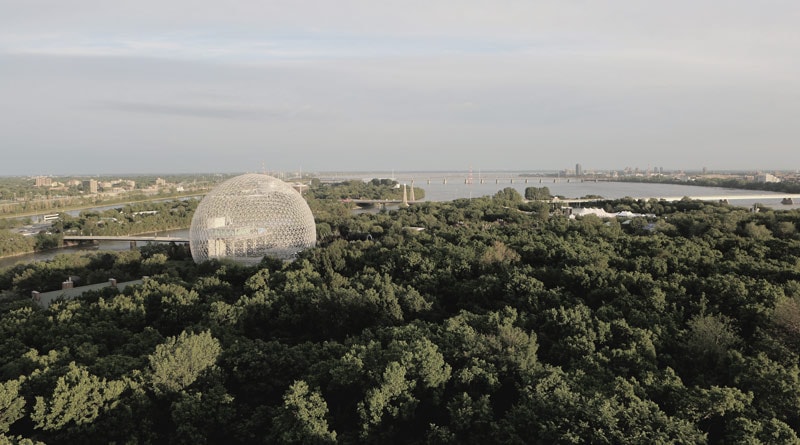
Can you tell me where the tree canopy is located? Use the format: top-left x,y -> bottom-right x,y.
1,194 -> 800,443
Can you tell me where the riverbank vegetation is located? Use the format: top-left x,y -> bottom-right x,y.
58,199 -> 200,238
307,178 -> 425,204
619,175 -> 800,194
2,190 -> 800,443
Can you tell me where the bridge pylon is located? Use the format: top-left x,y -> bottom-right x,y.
402,184 -> 409,207
409,181 -> 416,202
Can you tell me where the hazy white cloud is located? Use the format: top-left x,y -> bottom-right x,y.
95,100 -> 330,122
1,1 -> 799,174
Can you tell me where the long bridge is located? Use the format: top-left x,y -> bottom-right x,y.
418,177 -> 608,185
319,175 -> 602,185
63,235 -> 189,248
346,199 -> 410,206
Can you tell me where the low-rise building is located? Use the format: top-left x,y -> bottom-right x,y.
756,173 -> 781,183
31,277 -> 147,308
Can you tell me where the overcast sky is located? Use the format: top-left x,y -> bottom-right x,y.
2,1 -> 799,175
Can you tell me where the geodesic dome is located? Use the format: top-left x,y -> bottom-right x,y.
189,174 -> 316,264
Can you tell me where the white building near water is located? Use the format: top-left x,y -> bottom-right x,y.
756,173 -> 781,183
568,208 -> 654,219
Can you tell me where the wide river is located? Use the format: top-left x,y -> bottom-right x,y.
324,171 -> 800,209
2,172 -> 798,270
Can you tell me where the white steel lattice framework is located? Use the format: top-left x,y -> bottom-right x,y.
189,174 -> 316,264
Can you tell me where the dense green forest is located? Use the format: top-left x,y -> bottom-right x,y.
306,178 -> 425,202
57,200 -> 200,237
2,189 -> 800,443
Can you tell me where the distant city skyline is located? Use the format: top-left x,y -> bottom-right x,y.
13,165 -> 800,179
2,1 -> 799,175
5,164 -> 800,178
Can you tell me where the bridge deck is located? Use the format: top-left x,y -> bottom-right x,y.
347,199 -> 405,204
63,235 -> 189,242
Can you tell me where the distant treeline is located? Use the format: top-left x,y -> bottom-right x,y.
619,175 -> 800,194
307,178 -> 425,201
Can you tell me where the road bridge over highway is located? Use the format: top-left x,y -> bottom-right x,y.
63,235 -> 189,248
